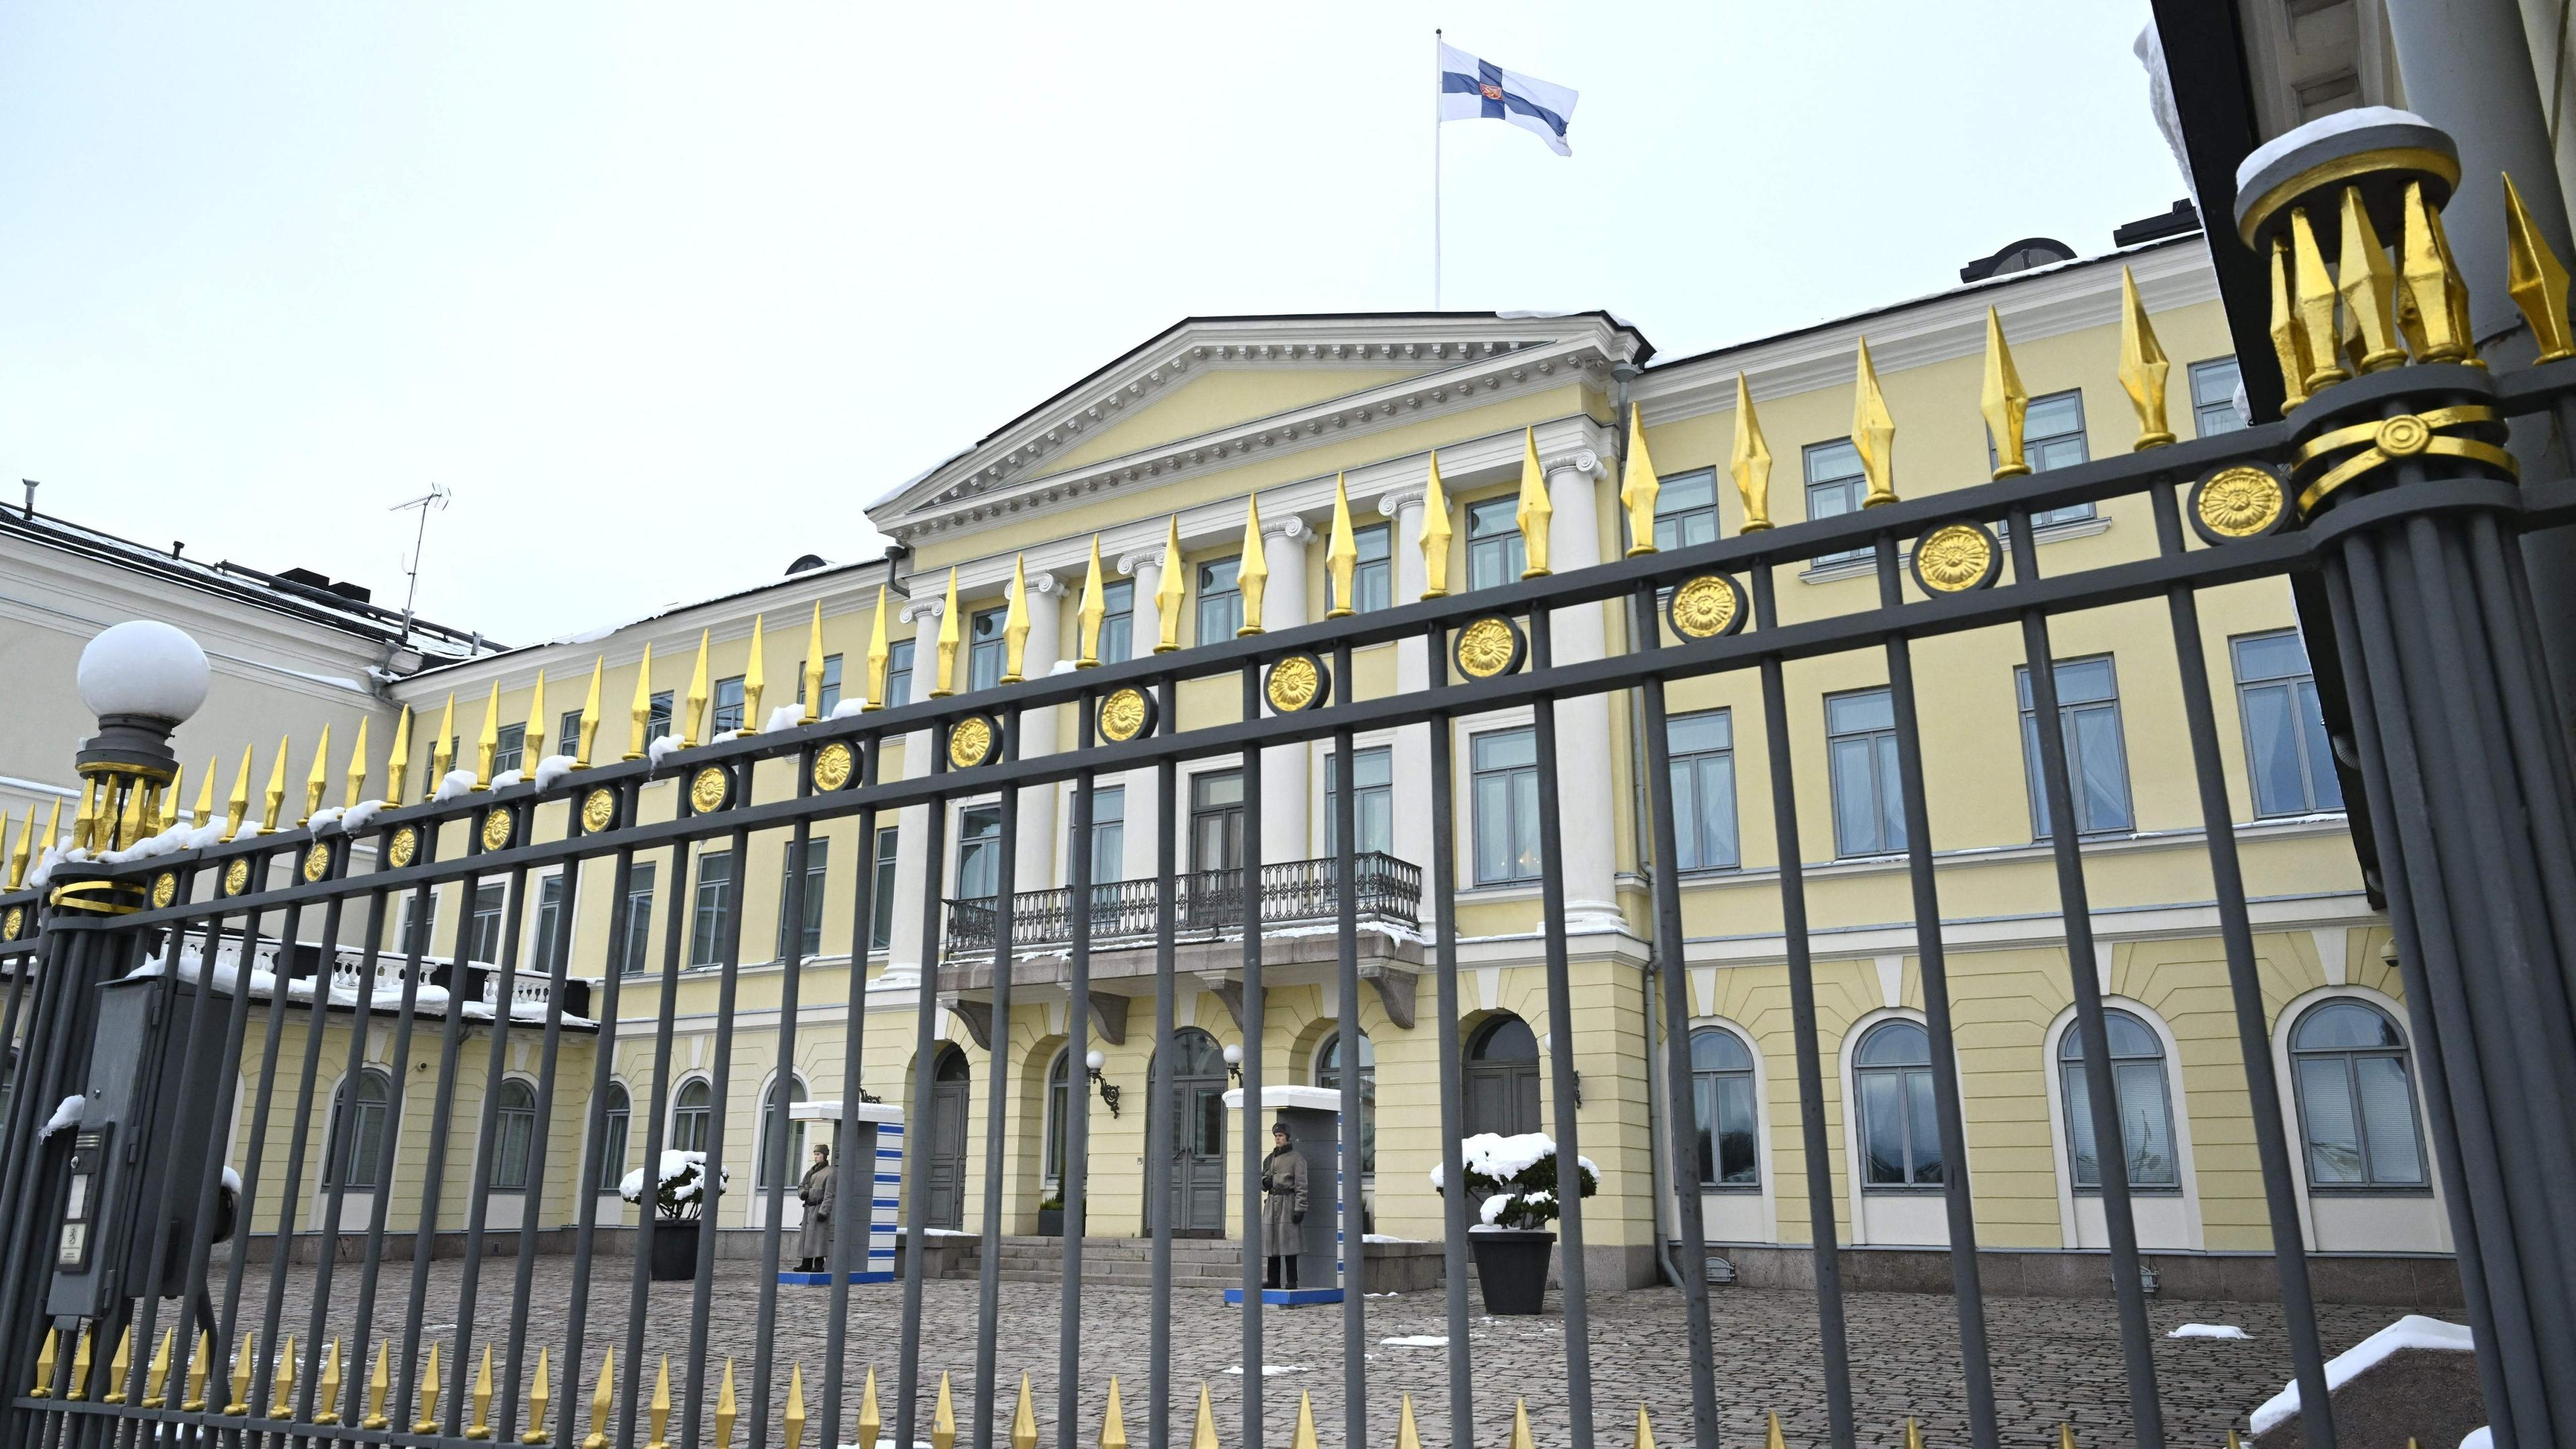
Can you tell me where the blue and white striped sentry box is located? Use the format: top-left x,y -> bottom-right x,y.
784,1097 -> 902,1285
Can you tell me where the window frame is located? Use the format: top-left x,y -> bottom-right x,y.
619,863 -> 657,975
955,803 -> 1004,902
2289,998 -> 2432,1193
967,606 -> 1009,692
1464,497 -> 1525,592
1688,1027 -> 1760,1191
711,675 -> 747,735
1313,1028 -> 1377,1177
2190,356 -> 2245,438
596,1081 -> 632,1194
492,723 -> 527,777
2015,655 -> 2137,840
531,872 -> 567,976
797,655 -> 844,716
2055,1008 -> 2182,1193
871,827 -> 901,951
1825,687 -> 1905,859
1042,1049 -> 1073,1187
557,709 -> 582,761
468,881 -> 507,965
1097,578 -> 1136,665
1324,745 -> 1395,859
671,1077 -> 714,1153
2231,629 -> 2345,818
1997,389 -> 2096,528
882,639 -> 916,709
324,1067 -> 396,1191
1666,709 -> 1741,873
490,1077 -> 538,1191
1468,727 -> 1543,885
647,692 -> 674,745
1803,440 -> 1870,566
689,850 -> 734,969
1328,523 -> 1395,615
755,1075 -> 810,1190
1195,557 -> 1244,644
776,837 -> 829,962
1651,468 -> 1723,553
1853,1018 -> 1943,1191
1078,785 -> 1126,887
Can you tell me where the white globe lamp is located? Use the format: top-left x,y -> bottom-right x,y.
73,621 -> 208,853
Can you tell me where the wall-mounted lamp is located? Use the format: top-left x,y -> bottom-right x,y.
1222,1041 -> 1243,1086
1540,1033 -> 1582,1108
1086,1049 -> 1122,1118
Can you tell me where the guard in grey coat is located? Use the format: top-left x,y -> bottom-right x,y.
796,1144 -> 835,1273
1260,1119 -> 1309,1289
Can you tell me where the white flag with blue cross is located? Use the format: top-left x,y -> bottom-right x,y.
1437,40 -> 1578,156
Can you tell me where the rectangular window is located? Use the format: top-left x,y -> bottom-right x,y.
871,828 -> 901,951
1196,557 -> 1243,643
468,881 -> 507,964
398,893 -> 438,957
1470,729 -> 1542,885
2015,390 -> 2095,528
777,838 -> 830,961
955,805 -> 1003,901
2017,656 -> 2136,838
1081,786 -> 1126,885
1325,746 -> 1394,857
1328,524 -> 1394,614
647,692 -> 674,745
797,655 -> 844,716
883,640 -> 915,709
1465,498 -> 1525,591
968,607 -> 1009,691
1826,688 -> 1906,857
1653,469 -> 1722,551
1097,580 -> 1135,664
2233,630 -> 2345,817
1804,441 -> 1870,566
1666,710 -> 1741,871
531,874 -> 566,976
557,709 -> 582,761
712,676 -> 747,735
620,863 -> 657,975
690,851 -> 733,968
2191,357 -> 2246,437
492,724 -> 527,777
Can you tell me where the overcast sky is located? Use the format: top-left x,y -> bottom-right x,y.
0,2 -> 2184,646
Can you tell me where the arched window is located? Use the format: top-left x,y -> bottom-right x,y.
757,1077 -> 810,1188
1464,1016 -> 1541,1137
1688,1029 -> 1758,1188
2291,1000 -> 2428,1189
596,1083 -> 631,1194
672,1078 -> 714,1154
1314,1029 -> 1376,1175
325,1069 -> 395,1190
1854,1020 -> 1941,1187
2059,1010 -> 2178,1189
1042,1051 -> 1071,1186
492,1079 -> 537,1191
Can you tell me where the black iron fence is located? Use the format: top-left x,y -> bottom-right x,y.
0,128 -> 2570,1449
943,853 -> 1423,955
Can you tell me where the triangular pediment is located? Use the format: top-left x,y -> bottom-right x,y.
869,311 -> 1648,540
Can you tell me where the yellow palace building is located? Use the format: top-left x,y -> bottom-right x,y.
202,217 -> 2445,1304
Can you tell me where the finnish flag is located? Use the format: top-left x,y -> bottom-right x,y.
1438,41 -> 1577,156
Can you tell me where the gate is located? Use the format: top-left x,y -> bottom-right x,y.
1,129 -> 2575,1449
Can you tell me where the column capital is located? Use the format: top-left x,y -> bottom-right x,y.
1028,570 -> 1065,597
1377,486 -> 1428,520
1116,551 -> 1161,578
1542,448 -> 1602,479
1264,515 -> 1316,549
899,596 -> 945,625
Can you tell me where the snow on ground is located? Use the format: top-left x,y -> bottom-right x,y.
2249,1313 -> 2473,1434
2169,1324 -> 2250,1340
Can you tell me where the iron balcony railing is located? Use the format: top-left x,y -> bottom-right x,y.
942,851 -> 1422,954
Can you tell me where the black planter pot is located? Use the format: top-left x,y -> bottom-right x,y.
1036,1208 -> 1065,1237
1470,1229 -> 1555,1315
648,1218 -> 702,1281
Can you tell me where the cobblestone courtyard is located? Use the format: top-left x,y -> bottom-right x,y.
207,1256 -> 2428,1447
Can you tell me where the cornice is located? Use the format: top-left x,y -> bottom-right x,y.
879,320 -> 1642,543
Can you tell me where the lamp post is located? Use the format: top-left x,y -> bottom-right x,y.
1084,1049 -> 1121,1118
60,623 -> 208,912
1222,1041 -> 1243,1087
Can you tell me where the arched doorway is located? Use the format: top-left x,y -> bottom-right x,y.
926,1046 -> 971,1230
1157,1029 -> 1228,1234
1464,1015 -> 1541,1136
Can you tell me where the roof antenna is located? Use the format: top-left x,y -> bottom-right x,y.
388,482 -> 453,647
21,480 -> 37,519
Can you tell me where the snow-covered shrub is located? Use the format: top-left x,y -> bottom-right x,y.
1428,1132 -> 1598,1230
620,1150 -> 729,1220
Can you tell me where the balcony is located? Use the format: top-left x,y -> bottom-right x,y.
941,853 -> 1423,956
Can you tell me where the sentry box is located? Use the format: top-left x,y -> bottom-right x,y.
46,973 -> 235,1322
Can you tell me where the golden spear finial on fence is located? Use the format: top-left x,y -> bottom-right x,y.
524,1345 -> 551,1444
1630,1404 -> 1651,1449
157,763 -> 182,834
855,1364 -> 882,1449
2117,268 -> 2175,449
1507,1397 -> 1536,1449
1621,409 -> 1661,556
301,725 -> 332,824
1189,1383 -> 1219,1449
415,1342 -> 443,1433
1851,337 -> 1899,507
1077,537 -> 1108,667
802,603 -> 828,723
930,1370 -> 957,1449
1982,308 -> 2030,480
70,777 -> 97,852
270,1334 -> 296,1418
184,1330 -> 212,1411
1326,474 -> 1361,613
40,798 -> 62,864
1000,560 -> 1031,684
223,744 -> 254,841
431,692 -> 458,796
646,1356 -> 670,1449
1155,518 -> 1186,651
1098,1375 -> 1128,1449
863,590 -> 892,710
66,1324 -> 93,1401
5,809 -> 28,891
682,631 -> 711,747
1010,1373 -> 1038,1449
225,1332 -> 256,1415
1727,375 -> 1774,535
521,670 -> 548,769
1764,1412 -> 1786,1449
1236,497 -> 1269,635
576,657 -> 604,768
343,718 -> 370,810
2290,207 -> 2348,394
365,1340 -> 392,1430
1902,1415 -> 1924,1448
1290,1391 -> 1319,1449
473,682 -> 501,790
259,735 -> 289,835
315,1338 -> 343,1425
2505,171 -> 2575,362
2057,1424 -> 2077,1448
2337,187 -> 2406,373
1515,429 -> 1553,577
140,1327 -> 172,1407
1420,451 -> 1455,596
783,1362 -> 808,1449
30,1326 -> 56,1398
467,1343 -> 495,1438
193,754 -> 217,826
714,1358 -> 738,1448
582,1348 -> 613,1449
930,572 -> 962,698
741,615 -> 767,734
625,646 -> 655,761
385,706 -> 413,805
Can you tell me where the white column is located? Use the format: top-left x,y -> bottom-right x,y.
1013,576 -> 1064,890
1260,517 -> 1314,866
1544,450 -> 1622,930
887,592 -> 944,984
1380,486 -> 1438,930
1117,550 -> 1164,885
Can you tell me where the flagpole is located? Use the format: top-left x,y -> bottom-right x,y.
1432,27 -> 1443,310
